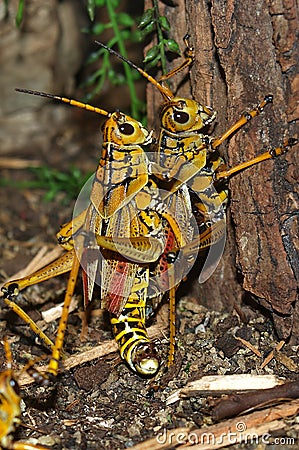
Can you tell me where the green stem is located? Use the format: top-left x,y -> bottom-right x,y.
106,0 -> 140,119
153,0 -> 167,74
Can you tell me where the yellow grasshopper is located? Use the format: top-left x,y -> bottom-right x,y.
96,37 -> 298,365
0,338 -> 48,450
2,92 -> 188,376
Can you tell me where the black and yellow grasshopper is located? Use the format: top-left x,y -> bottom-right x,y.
1,94 -> 185,376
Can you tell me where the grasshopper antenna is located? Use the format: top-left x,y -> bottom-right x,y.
15,88 -> 111,117
95,41 -> 174,101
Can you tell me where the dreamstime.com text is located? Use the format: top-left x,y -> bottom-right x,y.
156,422 -> 296,446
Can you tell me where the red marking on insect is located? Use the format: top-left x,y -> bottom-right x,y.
107,261 -> 130,315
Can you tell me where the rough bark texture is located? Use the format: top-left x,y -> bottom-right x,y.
145,0 -> 299,341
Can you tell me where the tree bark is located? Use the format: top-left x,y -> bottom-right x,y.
145,0 -> 299,341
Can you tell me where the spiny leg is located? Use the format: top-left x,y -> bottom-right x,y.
1,221 -> 164,358
46,250 -> 81,377
95,235 -> 165,263
211,95 -> 274,150
163,137 -> 297,364
177,220 -> 227,259
1,250 -> 75,351
2,298 -> 55,350
164,217 -> 227,369
23,354 -> 51,386
167,272 -> 177,368
158,34 -> 195,84
2,250 -> 75,297
215,138 -> 298,181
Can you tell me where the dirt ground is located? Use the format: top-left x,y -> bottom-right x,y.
0,149 -> 298,449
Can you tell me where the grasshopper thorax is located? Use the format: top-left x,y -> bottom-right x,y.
102,111 -> 152,146
160,98 -> 216,134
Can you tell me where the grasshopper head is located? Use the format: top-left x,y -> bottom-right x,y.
102,111 -> 152,146
160,98 -> 216,133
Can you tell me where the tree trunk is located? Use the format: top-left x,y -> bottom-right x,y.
145,0 -> 299,341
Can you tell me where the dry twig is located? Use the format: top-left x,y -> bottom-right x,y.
212,379 -> 299,420
41,296 -> 79,323
166,374 -> 284,405
234,336 -> 262,357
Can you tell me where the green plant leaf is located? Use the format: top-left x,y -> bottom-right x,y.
117,12 -> 134,27
91,22 -> 106,35
108,0 -> 121,9
139,21 -> 155,39
164,38 -> 181,55
158,15 -> 171,31
144,54 -> 161,69
81,68 -> 105,87
130,29 -> 143,43
15,0 -> 24,27
143,45 -> 159,63
81,0 -> 146,120
120,29 -> 131,40
138,9 -> 154,28
87,0 -> 96,21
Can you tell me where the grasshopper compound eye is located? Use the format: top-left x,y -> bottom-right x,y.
119,122 -> 135,135
173,110 -> 190,124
